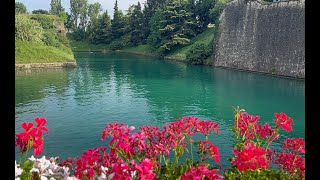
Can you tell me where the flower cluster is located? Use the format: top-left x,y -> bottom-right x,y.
228,108 -> 305,179
15,117 -> 48,155
15,110 -> 305,179
181,164 -> 223,180
231,141 -> 268,171
274,138 -> 305,178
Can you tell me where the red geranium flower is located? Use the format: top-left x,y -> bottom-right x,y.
274,112 -> 293,132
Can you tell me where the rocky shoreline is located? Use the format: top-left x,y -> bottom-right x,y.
15,62 -> 77,69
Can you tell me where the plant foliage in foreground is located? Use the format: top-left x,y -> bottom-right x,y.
15,107 -> 305,179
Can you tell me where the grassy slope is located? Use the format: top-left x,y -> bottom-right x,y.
15,14 -> 75,64
165,27 -> 215,61
15,40 -> 75,64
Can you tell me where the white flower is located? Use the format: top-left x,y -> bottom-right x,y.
30,168 -> 40,173
38,156 -> 51,171
131,170 -> 137,179
15,178 -> 20,180
49,162 -> 59,171
97,172 -> 106,180
29,155 -> 36,161
15,161 -> 23,177
49,177 -> 56,180
41,175 -> 48,180
48,169 -> 54,175
101,166 -> 108,173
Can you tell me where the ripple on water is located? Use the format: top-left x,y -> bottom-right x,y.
15,53 -> 305,168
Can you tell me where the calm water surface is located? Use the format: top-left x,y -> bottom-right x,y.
15,52 -> 305,168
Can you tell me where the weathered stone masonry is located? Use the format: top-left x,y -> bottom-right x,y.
214,0 -> 305,78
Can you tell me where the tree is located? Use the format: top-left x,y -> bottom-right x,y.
194,0 -> 215,32
58,12 -> 68,23
147,10 -> 163,50
92,10 -> 112,44
142,0 -> 167,39
87,2 -> 103,42
69,0 -> 88,39
111,0 -> 125,40
158,0 -> 197,53
50,0 -> 65,15
32,9 -> 49,14
15,2 -> 27,14
129,2 -> 144,45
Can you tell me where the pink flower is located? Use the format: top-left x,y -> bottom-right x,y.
134,158 -> 156,180
181,164 -> 222,180
282,138 -> 305,153
232,141 -> 269,171
256,123 -> 275,138
236,112 -> 260,140
275,152 -> 305,178
15,117 -> 49,155
198,140 -> 220,163
274,112 -> 293,132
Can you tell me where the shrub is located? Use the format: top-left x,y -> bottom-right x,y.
15,15 -> 44,43
41,31 -> 60,48
26,14 -> 60,29
109,39 -> 124,51
186,43 -> 213,65
32,9 -> 49,14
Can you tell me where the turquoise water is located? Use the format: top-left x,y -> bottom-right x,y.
15,52 -> 305,168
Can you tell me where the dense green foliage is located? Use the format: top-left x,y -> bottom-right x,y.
111,0 -> 125,40
32,9 -> 49,14
65,0 -> 228,58
25,14 -> 61,29
15,14 -> 74,63
15,15 -> 44,43
186,43 -> 213,65
209,0 -> 231,23
15,2 -> 27,14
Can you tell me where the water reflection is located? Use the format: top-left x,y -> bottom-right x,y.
15,52 -> 305,167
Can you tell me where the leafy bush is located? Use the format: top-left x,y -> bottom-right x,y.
186,43 -> 212,65
32,9 -> 49,14
15,2 -> 27,14
26,14 -> 60,29
109,39 -> 124,51
41,31 -> 60,48
15,15 -> 44,43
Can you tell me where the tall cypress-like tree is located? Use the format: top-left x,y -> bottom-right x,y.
129,2 -> 144,45
50,0 -> 65,15
111,0 -> 125,40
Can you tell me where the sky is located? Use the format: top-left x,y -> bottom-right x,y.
16,0 -> 147,16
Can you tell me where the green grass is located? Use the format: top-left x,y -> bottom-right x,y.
15,40 -> 75,64
165,27 -> 216,61
70,40 -> 110,52
120,44 -> 155,56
